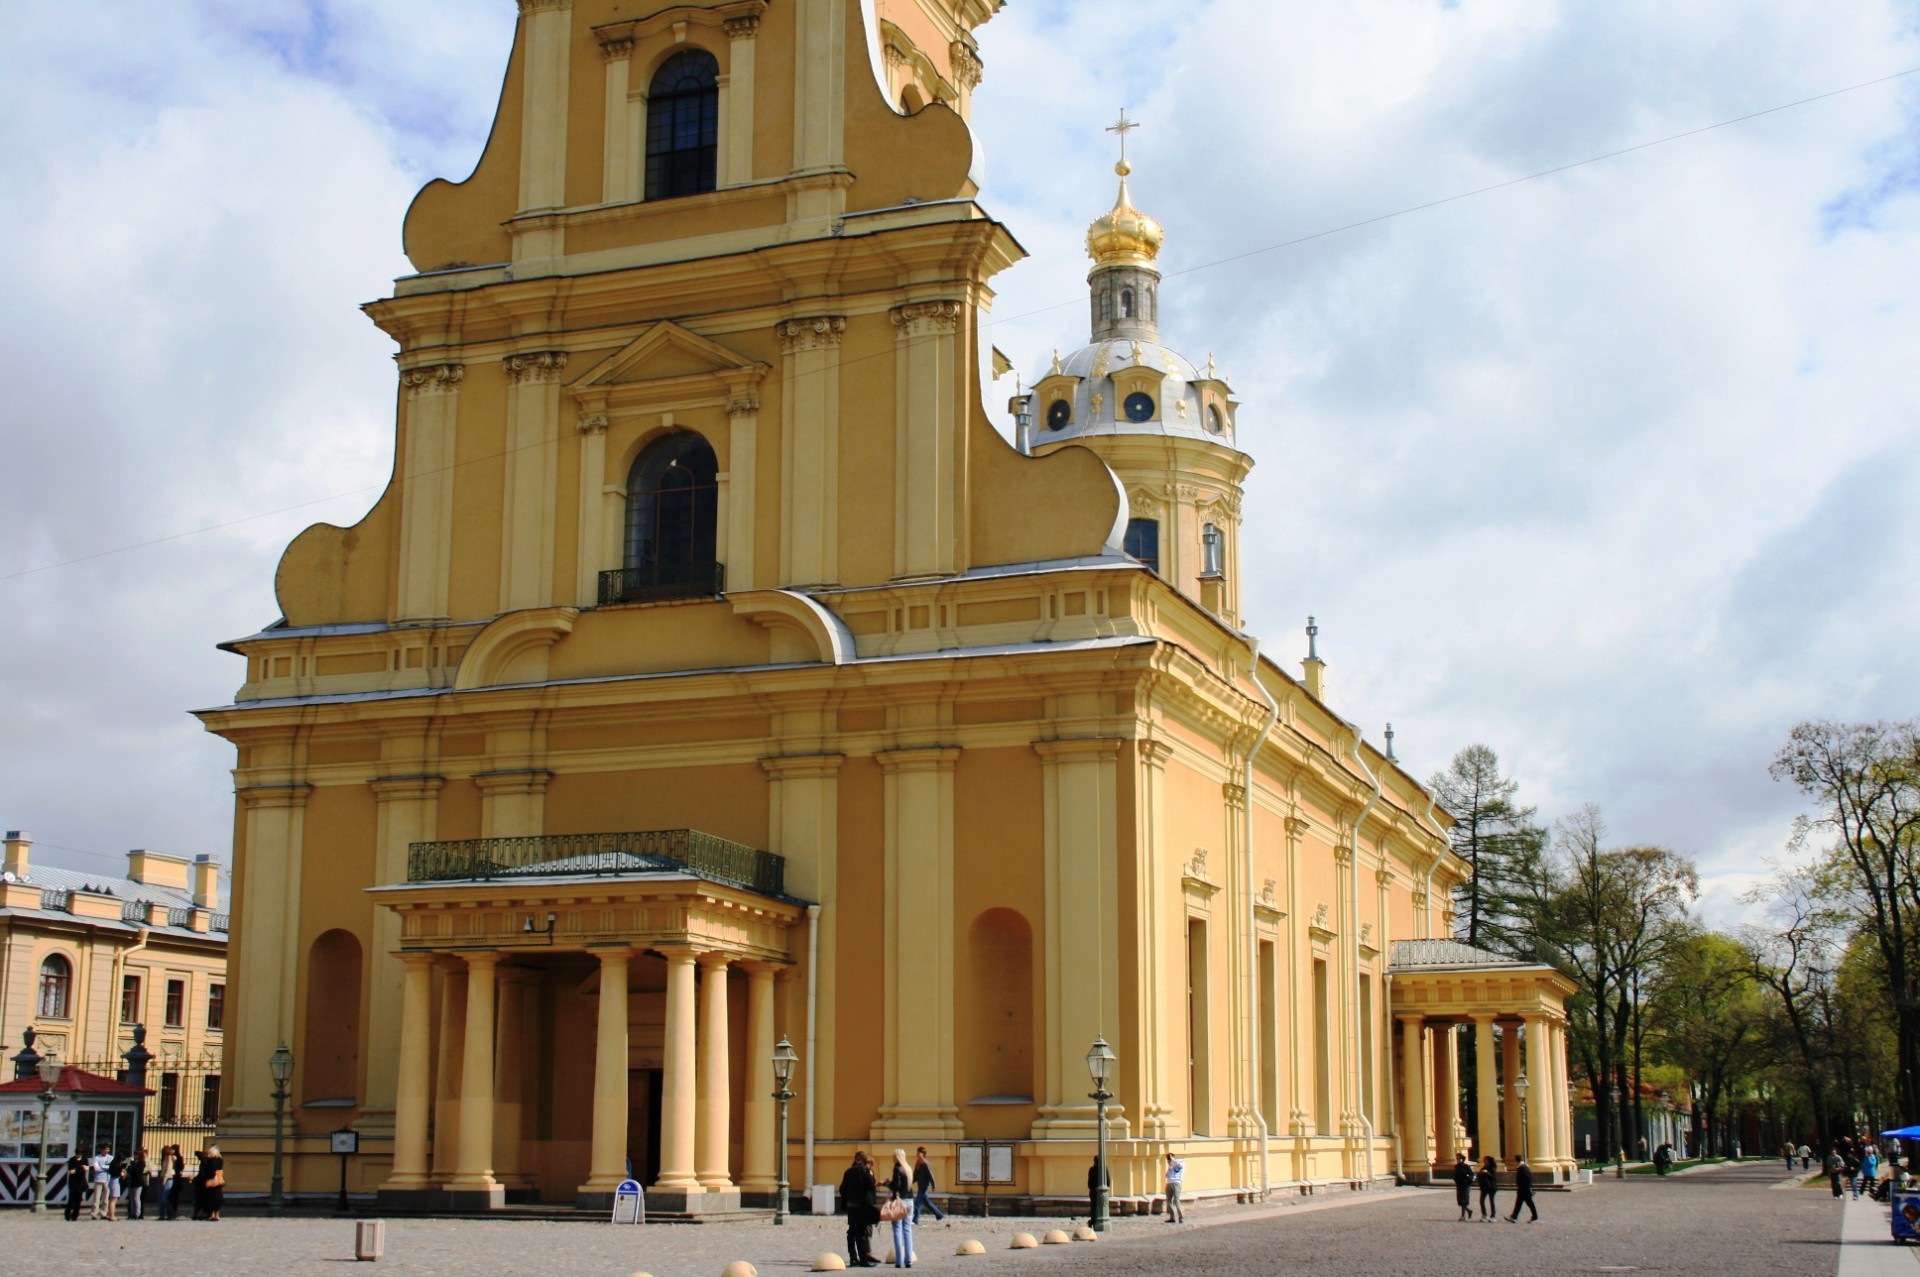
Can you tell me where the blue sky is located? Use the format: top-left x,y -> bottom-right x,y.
2,0 -> 1918,924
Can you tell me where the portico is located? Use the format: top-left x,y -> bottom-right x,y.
1389,940 -> 1579,1184
369,833 -> 804,1212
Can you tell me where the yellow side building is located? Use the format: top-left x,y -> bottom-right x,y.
195,0 -> 1574,1210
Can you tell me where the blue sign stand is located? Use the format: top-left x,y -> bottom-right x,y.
612,1179 -> 645,1225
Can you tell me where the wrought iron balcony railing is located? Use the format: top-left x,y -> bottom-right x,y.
406,828 -> 785,897
597,561 -> 725,606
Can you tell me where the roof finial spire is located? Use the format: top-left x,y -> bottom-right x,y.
1106,107 -> 1139,174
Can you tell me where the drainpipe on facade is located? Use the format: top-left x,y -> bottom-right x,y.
1387,968 -> 1401,1180
1243,637 -> 1279,1198
108,926 -> 152,1061
1345,723 -> 1382,1182
805,902 -> 821,1196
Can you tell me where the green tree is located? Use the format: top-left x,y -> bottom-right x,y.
1648,930 -> 1766,1156
1429,744 -> 1545,954
1770,719 -> 1920,1122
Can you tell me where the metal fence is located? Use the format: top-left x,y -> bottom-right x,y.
66,1057 -> 222,1155
407,828 -> 786,896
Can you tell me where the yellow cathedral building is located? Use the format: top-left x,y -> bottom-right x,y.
194,0 -> 1576,1212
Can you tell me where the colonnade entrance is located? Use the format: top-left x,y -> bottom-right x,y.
369,871 -> 805,1212
1387,940 -> 1580,1184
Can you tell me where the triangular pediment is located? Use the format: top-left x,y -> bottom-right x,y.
572,321 -> 768,390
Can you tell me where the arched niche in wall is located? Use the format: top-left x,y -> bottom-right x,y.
963,908 -> 1035,1103
302,929 -> 364,1105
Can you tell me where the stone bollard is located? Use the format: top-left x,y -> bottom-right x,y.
1010,1232 -> 1039,1248
1072,1226 -> 1097,1241
354,1220 -> 385,1262
956,1240 -> 986,1256
1042,1229 -> 1072,1245
811,1255 -> 847,1272
722,1264 -> 758,1277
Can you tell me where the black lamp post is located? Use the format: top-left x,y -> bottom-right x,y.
1086,1036 -> 1115,1233
1515,1073 -> 1530,1163
1609,1084 -> 1625,1178
771,1037 -> 797,1226
269,1042 -> 294,1215
31,1053 -> 61,1215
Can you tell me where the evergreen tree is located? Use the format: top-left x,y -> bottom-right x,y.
1429,744 -> 1545,954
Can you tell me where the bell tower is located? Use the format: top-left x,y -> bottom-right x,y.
1027,117 -> 1252,627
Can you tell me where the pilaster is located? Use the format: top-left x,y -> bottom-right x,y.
1031,736 -> 1127,1139
890,300 -> 964,580
573,412 -> 609,605
365,773 -> 442,1137
493,967 -> 538,1190
775,317 -> 843,587
229,782 -> 311,1128
871,745 -> 963,1140
597,37 -> 636,204
516,0 -> 572,219
722,14 -> 760,186
475,766 -> 551,839
723,385 -> 761,591
763,752 -> 841,1143
499,352 -> 568,612
396,365 -> 464,622
1132,738 -> 1176,1138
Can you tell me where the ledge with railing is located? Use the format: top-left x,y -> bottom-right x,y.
597,561 -> 725,606
406,828 -> 785,898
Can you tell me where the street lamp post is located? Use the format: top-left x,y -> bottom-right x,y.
1086,1036 -> 1116,1234
771,1037 -> 798,1226
30,1053 -> 60,1215
1515,1073 -> 1530,1164
268,1043 -> 295,1216
1609,1084 -> 1625,1178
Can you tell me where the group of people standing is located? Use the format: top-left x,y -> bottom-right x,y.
1809,1138 -> 1885,1200
60,1143 -> 223,1221
839,1148 -> 946,1269
1450,1152 -> 1539,1223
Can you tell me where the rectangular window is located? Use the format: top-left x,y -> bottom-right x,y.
164,978 -> 186,1028
1124,517 -> 1160,574
158,1073 -> 179,1124
120,975 -> 142,1026
200,1074 -> 222,1125
207,982 -> 225,1031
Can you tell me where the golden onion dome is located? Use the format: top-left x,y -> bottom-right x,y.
1085,160 -> 1164,267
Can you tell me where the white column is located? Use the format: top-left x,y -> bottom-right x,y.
655,947 -> 703,1194
696,954 -> 735,1190
431,962 -> 467,1179
382,953 -> 436,1190
580,949 -> 631,1196
448,953 -> 500,1196
738,962 -> 779,1193
1398,1015 -> 1428,1176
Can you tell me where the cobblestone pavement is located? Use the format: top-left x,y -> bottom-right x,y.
0,1162 -> 1879,1277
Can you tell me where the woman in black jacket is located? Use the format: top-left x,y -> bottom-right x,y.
1451,1152 -> 1473,1221
840,1151 -> 880,1267
1475,1155 -> 1499,1221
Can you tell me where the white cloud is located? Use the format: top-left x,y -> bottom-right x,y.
2,0 -> 1916,916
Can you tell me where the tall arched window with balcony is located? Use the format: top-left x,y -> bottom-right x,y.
605,432 -> 722,604
645,50 -> 720,200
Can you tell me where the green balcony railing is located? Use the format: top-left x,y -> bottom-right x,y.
598,561 -> 725,606
406,828 -> 784,897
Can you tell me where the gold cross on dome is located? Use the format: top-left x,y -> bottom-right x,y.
1106,109 -> 1139,165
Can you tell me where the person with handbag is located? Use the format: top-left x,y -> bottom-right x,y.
196,1145 -> 226,1221
839,1151 -> 880,1267
884,1150 -> 915,1268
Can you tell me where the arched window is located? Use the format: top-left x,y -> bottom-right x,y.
613,432 -> 721,602
645,50 -> 720,200
1120,287 -> 1135,318
1125,517 -> 1160,574
38,954 -> 71,1018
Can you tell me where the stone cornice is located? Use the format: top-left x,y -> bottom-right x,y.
775,316 -> 846,352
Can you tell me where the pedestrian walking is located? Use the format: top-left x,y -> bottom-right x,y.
1782,1143 -> 1794,1172
1507,1155 -> 1538,1223
885,1150 -> 916,1269
1164,1152 -> 1186,1224
164,1146 -> 186,1220
1451,1152 -> 1473,1221
1476,1155 -> 1499,1221
1845,1147 -> 1863,1200
1827,1148 -> 1846,1198
839,1151 -> 880,1267
1798,1143 -> 1811,1170
910,1147 -> 944,1224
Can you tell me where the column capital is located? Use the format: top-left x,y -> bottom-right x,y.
889,300 -> 963,337
397,950 -> 439,971
472,768 -> 552,797
597,35 -> 635,60
575,413 -> 609,435
239,782 -> 313,811
503,351 -> 570,384
1284,814 -> 1311,838
1469,1010 -> 1498,1026
696,950 -> 734,970
1032,736 -> 1124,763
590,946 -> 635,967
735,958 -> 785,977
401,363 -> 465,396
761,752 -> 846,780
724,13 -> 761,39
463,951 -> 503,971
775,316 -> 845,352
1395,1011 -> 1426,1025
875,745 -> 961,774
369,774 -> 444,803
652,943 -> 700,963
1221,781 -> 1247,808
1138,738 -> 1174,769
